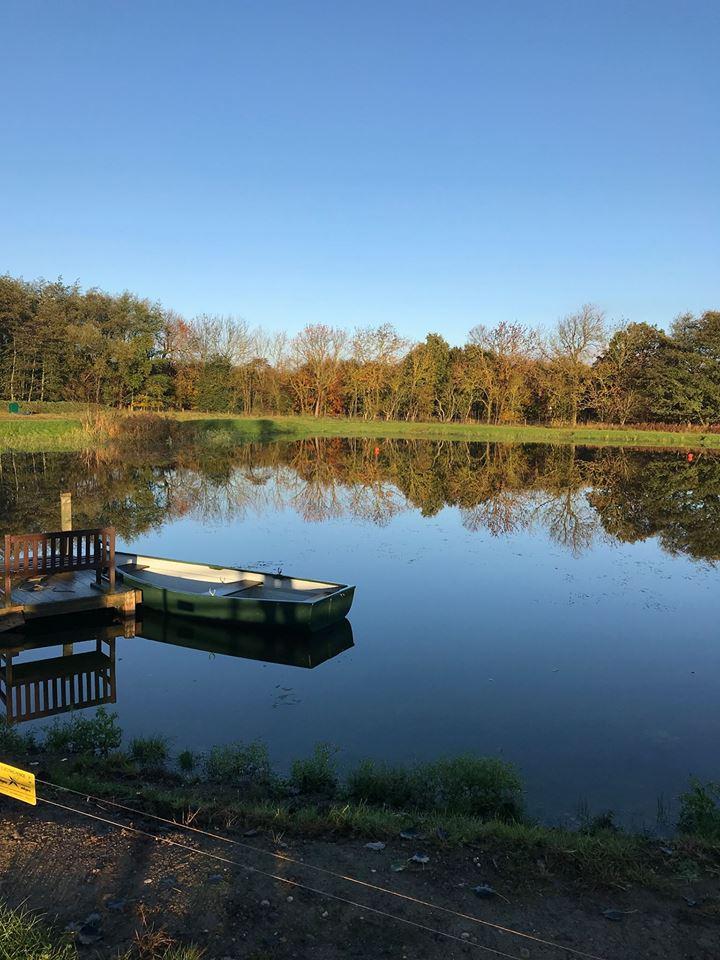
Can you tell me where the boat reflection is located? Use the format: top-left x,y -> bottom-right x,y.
137,609 -> 354,668
0,612 -> 354,726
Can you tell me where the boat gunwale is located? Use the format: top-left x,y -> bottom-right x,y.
115,550 -> 355,606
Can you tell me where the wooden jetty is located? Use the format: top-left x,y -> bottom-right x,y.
0,526 -> 139,631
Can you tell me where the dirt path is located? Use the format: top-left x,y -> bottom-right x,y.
0,802 -> 717,959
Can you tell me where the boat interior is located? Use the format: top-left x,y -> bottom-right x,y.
115,553 -> 343,602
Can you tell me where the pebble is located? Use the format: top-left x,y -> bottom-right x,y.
286,896 -> 294,903
461,932 -> 471,940
321,910 -> 329,919
260,899 -> 271,908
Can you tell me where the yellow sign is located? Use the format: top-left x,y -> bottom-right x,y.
0,762 -> 36,805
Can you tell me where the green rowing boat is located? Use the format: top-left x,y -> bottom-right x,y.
116,552 -> 355,631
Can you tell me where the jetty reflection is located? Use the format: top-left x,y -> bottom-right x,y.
0,620 -> 122,724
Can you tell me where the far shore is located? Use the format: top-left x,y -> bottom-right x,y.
1,410 -> 720,452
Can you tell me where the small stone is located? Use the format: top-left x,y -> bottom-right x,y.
321,910 -> 329,919
365,841 -> 386,851
286,896 -> 294,903
260,899 -> 270,908
461,932 -> 471,940
602,908 -> 626,921
473,884 -> 497,899
208,874 -> 223,884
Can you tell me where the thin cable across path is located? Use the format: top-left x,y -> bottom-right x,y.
36,778 -> 610,960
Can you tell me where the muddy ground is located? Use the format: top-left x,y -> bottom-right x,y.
0,801 -> 718,960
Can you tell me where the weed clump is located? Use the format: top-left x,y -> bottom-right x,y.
0,717 -> 36,756
346,755 -> 523,821
289,743 -> 338,796
130,736 -> 169,768
43,707 -> 121,757
205,741 -> 275,791
678,779 -> 720,840
178,749 -> 199,772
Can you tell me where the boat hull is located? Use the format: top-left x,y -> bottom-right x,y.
116,555 -> 355,631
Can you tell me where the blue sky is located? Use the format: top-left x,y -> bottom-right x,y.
1,0 -> 718,344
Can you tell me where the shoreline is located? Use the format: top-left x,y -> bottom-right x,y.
2,411 -> 720,452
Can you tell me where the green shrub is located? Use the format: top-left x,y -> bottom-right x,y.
130,735 -> 169,767
345,755 -> 523,822
0,717 -> 36,755
290,743 -> 338,795
43,707 -> 121,757
205,741 -> 275,789
678,779 -> 720,840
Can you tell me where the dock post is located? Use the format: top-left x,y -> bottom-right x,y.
60,493 -> 72,532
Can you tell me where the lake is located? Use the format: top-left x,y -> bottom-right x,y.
2,437 -> 719,827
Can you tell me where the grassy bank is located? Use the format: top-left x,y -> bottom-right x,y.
3,711 -> 719,892
0,415 -> 87,451
3,410 -> 720,452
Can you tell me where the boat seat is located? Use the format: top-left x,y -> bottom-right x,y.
119,567 -> 262,596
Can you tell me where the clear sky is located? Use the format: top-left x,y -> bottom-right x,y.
1,0 -> 718,344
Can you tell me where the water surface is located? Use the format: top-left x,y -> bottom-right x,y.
2,439 -> 718,825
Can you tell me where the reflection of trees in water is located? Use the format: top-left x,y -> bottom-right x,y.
2,439 -> 719,562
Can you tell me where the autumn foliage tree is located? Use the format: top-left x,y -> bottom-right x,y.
1,273 -> 719,426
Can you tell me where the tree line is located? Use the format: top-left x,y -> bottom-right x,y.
2,273 -> 719,425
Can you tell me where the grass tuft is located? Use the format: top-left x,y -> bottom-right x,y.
178,749 -> 199,772
678,779 -> 720,840
0,902 -> 76,960
205,741 -> 276,791
346,755 -> 523,821
130,736 -> 170,768
289,742 -> 338,796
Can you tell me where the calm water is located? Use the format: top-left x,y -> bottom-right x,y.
2,439 -> 719,825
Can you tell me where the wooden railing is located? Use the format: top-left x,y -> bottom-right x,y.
2,527 -> 116,607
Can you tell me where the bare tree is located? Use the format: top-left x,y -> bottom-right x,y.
546,304 -> 607,426
467,321 -> 539,423
290,324 -> 347,417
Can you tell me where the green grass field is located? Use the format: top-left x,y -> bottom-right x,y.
1,411 -> 720,451
0,416 -> 86,451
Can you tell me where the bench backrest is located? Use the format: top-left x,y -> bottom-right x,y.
2,527 -> 116,605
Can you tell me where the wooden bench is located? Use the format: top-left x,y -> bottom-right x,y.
1,527 -> 116,607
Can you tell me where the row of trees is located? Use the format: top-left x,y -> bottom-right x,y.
1,274 -> 719,425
